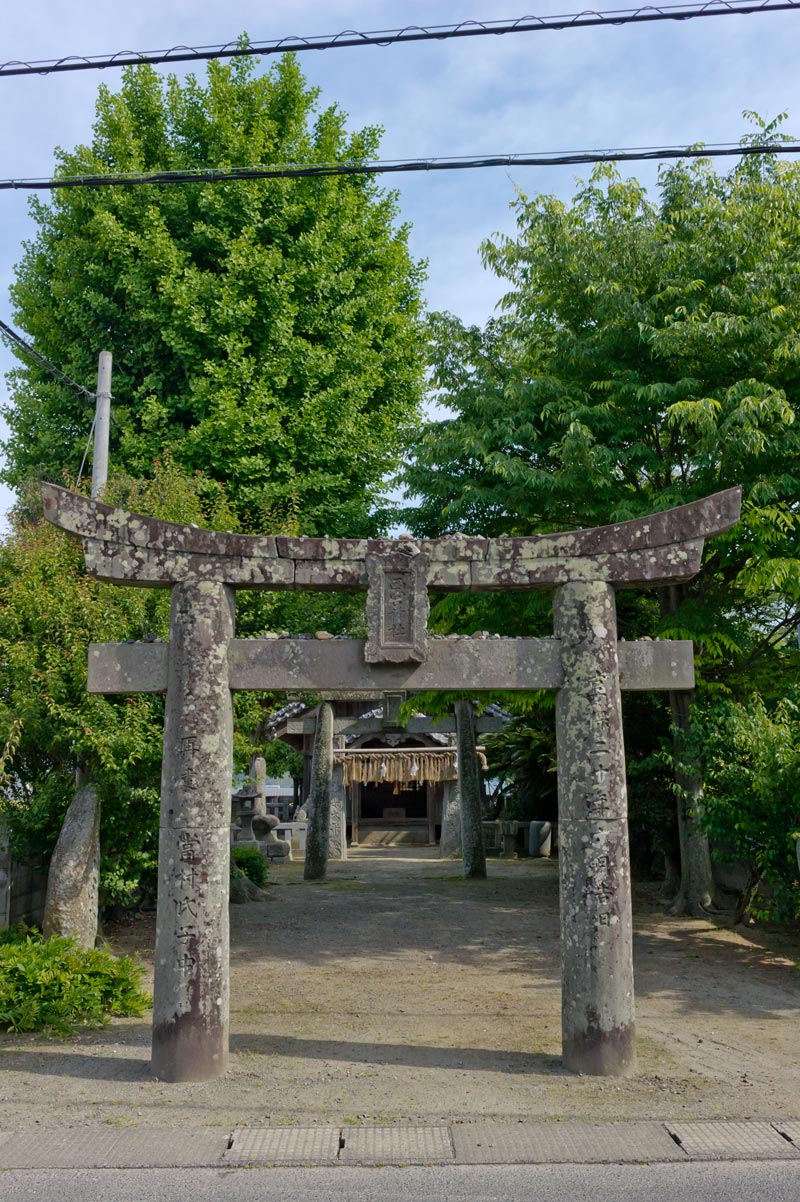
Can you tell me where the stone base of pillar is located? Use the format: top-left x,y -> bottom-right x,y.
152,1017 -> 228,1083
563,1024 -> 636,1077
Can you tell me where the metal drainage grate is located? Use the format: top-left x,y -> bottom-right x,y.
225,1127 -> 341,1165
340,1126 -> 454,1164
666,1121 -> 800,1160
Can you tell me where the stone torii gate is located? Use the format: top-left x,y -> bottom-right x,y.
42,482 -> 740,1083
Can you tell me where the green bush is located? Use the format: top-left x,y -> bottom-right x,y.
0,932 -> 151,1035
688,694 -> 800,922
231,844 -> 268,888
0,921 -> 39,946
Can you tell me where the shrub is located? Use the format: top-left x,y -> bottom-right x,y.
0,932 -> 151,1035
231,844 -> 268,888
0,921 -> 38,946
689,694 -> 800,922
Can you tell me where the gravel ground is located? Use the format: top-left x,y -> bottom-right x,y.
1,848 -> 798,1131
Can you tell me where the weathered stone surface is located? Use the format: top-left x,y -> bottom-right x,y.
235,808 -> 258,845
439,777 -> 462,859
617,639 -> 694,690
275,536 -> 368,560
418,534 -> 489,561
42,482 -> 742,594
328,736 -> 347,862
304,703 -> 333,881
365,550 -> 430,664
486,488 -> 741,559
228,637 -> 563,693
294,560 -> 367,590
252,812 -> 279,834
471,541 -> 704,591
554,581 -> 635,1077
88,641 -> 168,693
263,837 -> 292,862
42,484 -> 278,558
252,812 -> 291,862
253,756 -> 267,817
89,637 -> 694,697
151,580 -> 234,1083
42,782 -> 100,949
426,561 -> 473,590
82,538 -> 295,589
455,701 -> 486,880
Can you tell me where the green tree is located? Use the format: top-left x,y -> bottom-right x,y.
404,125 -> 800,912
688,693 -> 800,922
0,461 -> 238,906
3,51 -> 425,535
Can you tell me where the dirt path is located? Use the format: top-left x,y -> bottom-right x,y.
1,849 -> 798,1130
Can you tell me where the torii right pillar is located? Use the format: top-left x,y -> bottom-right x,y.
547,484 -> 741,1076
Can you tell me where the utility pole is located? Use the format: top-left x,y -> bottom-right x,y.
91,350 -> 112,499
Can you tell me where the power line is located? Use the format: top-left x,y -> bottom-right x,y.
0,318 -> 95,400
0,141 -> 797,192
1,0 -> 797,78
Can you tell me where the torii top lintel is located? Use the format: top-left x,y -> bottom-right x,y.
41,482 -> 741,592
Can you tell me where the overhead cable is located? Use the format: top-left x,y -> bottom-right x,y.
0,318 -> 95,400
0,141 -> 797,192
1,1 -> 797,78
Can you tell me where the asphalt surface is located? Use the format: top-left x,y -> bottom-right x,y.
3,1162 -> 800,1202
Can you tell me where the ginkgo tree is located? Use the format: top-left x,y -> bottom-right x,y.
3,51 -> 425,536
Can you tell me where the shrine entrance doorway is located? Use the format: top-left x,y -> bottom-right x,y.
351,738 -> 438,846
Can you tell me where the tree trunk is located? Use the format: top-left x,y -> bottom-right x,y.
455,700 -> 486,880
661,586 -> 716,917
734,870 -> 760,926
43,776 -> 100,950
304,702 -> 333,881
662,851 -> 681,899
667,690 -> 717,917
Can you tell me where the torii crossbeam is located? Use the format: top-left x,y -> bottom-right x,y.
42,482 -> 740,1083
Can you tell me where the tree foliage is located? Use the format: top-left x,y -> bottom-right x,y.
405,127 -> 800,683
4,51 -> 425,535
0,461 -> 240,905
687,693 -> 800,920
404,125 -> 800,907
482,715 -> 557,822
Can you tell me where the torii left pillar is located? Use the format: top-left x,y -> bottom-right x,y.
151,581 -> 234,1082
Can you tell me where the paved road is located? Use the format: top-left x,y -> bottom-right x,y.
3,1163 -> 800,1202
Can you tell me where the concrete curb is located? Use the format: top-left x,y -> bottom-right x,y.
0,1119 -> 799,1169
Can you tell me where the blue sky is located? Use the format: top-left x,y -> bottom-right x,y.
2,0 -> 799,525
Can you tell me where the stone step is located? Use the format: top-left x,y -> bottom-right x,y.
357,826 -> 432,847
